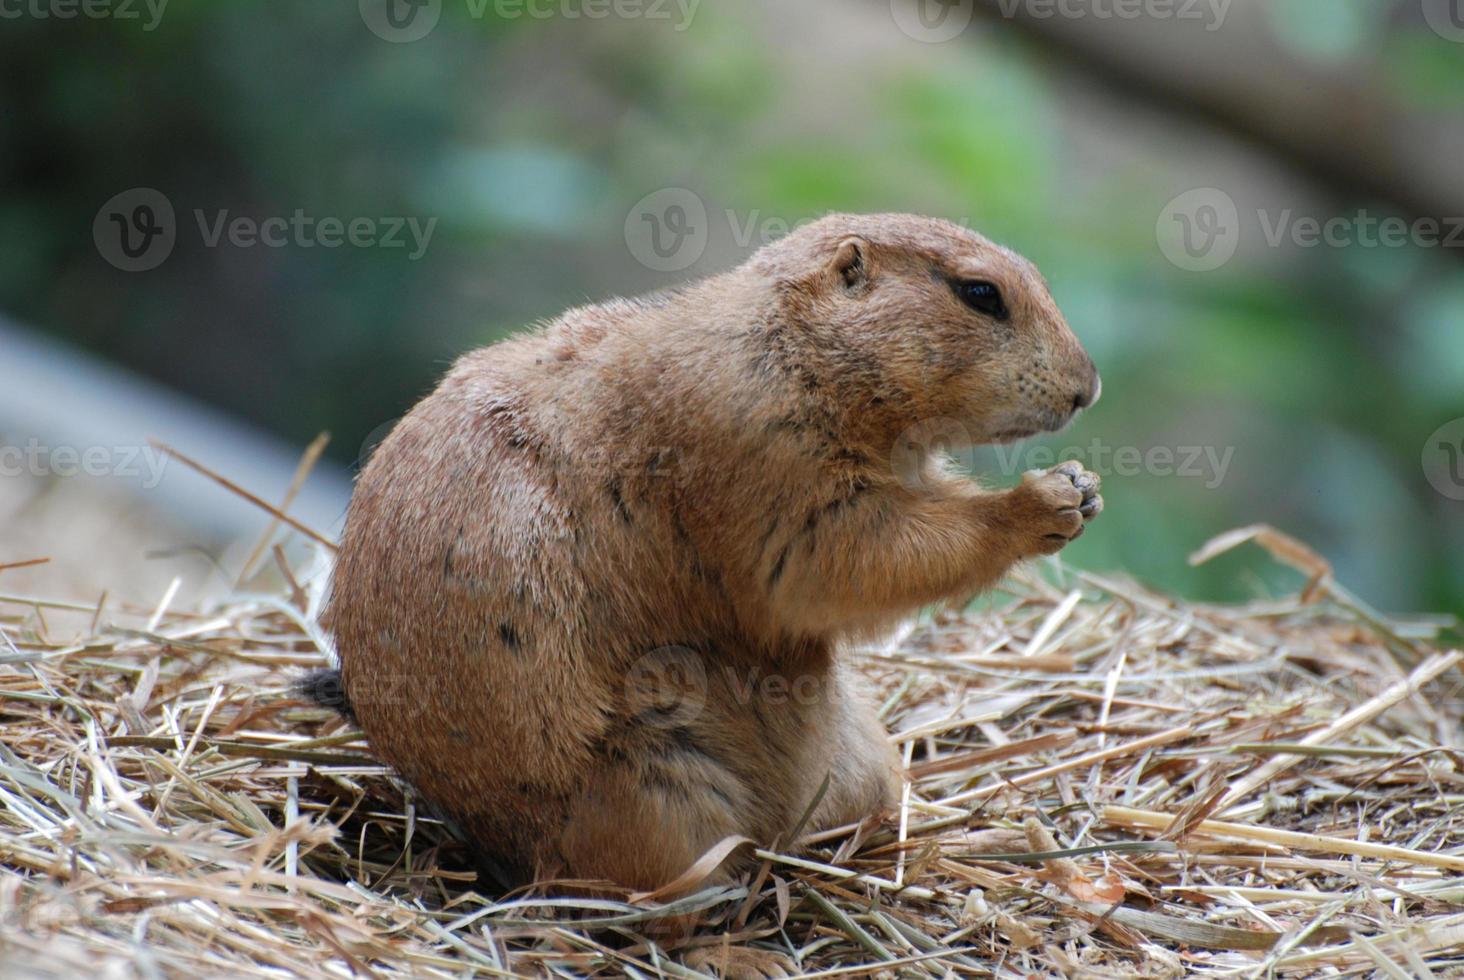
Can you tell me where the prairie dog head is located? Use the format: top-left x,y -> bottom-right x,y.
756,213 -> 1099,446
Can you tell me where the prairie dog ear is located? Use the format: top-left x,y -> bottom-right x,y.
831,236 -> 871,289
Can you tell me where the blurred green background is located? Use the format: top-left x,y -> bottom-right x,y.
2,0 -> 1461,618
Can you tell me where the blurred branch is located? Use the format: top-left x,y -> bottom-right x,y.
957,0 -> 1463,260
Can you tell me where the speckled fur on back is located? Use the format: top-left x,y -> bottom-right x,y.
323,213 -> 1102,890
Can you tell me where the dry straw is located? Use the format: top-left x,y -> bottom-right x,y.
2,452 -> 1462,977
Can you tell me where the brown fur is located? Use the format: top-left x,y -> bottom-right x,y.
324,213 -> 1101,891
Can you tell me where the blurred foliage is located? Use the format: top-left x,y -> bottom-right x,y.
1,0 -> 1460,619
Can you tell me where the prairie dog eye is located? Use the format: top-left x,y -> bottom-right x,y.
954,280 -> 1008,321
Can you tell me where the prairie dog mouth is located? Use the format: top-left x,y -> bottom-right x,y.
987,426 -> 1041,444
987,408 -> 1080,444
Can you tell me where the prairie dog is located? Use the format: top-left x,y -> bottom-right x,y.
318,213 -> 1102,890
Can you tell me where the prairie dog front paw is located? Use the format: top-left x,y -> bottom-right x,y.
1011,461 -> 1102,556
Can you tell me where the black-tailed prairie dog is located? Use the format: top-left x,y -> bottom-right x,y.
314,213 -> 1102,890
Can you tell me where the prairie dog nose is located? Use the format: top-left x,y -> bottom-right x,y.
1072,370 -> 1101,412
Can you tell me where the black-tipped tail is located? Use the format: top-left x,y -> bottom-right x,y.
297,668 -> 356,724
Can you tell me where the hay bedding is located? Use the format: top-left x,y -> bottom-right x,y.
1,481 -> 1462,978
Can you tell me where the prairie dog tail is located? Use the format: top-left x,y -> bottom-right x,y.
297,668 -> 356,724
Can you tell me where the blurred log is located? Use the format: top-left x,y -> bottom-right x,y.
948,0 -> 1464,260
